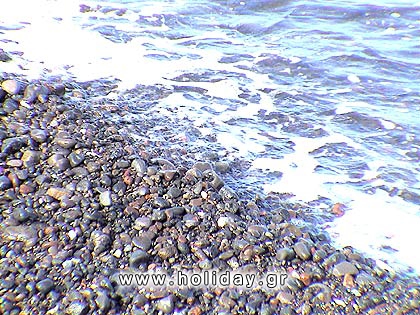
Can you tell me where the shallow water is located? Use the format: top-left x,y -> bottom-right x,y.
1,0 -> 419,274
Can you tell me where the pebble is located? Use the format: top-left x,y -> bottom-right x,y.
99,191 -> 112,206
3,98 -> 19,113
132,158 -> 147,176
333,261 -> 359,276
66,301 -> 89,315
47,187 -> 71,201
158,246 -> 178,260
276,248 -> 296,261
3,225 -> 38,246
35,278 -> 54,294
129,250 -> 150,268
155,295 -> 175,314
1,137 -> 26,154
55,132 -> 77,149
48,154 -> 70,171
21,150 -> 41,167
68,152 -> 85,167
95,290 -> 111,312
30,128 -> 48,143
1,79 -> 21,95
132,236 -> 152,251
293,242 -> 312,261
12,207 -> 35,222
0,175 -> 12,190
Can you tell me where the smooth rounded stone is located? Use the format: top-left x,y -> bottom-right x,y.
7,159 -> 23,167
47,154 -> 70,171
132,236 -> 152,251
0,129 -> 7,140
95,290 -> 111,312
167,186 -> 182,198
0,175 -> 12,190
55,132 -> 77,149
68,152 -> 85,167
134,217 -> 152,229
3,98 -> 19,113
305,283 -> 332,303
23,84 -> 41,103
333,261 -> 359,276
1,137 -> 26,154
248,225 -> 268,238
12,207 -> 35,222
293,242 -> 311,261
132,158 -> 147,176
66,301 -> 89,315
99,191 -> 112,207
219,250 -> 235,260
30,128 -> 48,143
35,278 -> 54,294
3,225 -> 38,246
155,295 -> 175,314
2,79 -> 21,95
164,207 -> 185,219
312,249 -> 327,262
276,248 -> 296,261
21,150 -> 41,167
129,249 -> 150,268
198,259 -> 212,270
158,246 -> 178,260
183,213 -> 199,228
203,170 -> 224,190
47,187 -> 71,201
152,158 -> 176,170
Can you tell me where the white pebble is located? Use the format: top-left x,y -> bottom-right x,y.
68,229 -> 77,240
99,191 -> 112,206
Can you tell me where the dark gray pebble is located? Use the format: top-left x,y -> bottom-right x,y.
129,250 -> 150,268
0,175 -> 12,190
276,248 -> 296,261
132,236 -> 152,251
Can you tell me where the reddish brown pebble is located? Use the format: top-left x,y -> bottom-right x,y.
188,306 -> 202,315
19,184 -> 35,194
332,203 -> 345,216
122,169 -> 133,185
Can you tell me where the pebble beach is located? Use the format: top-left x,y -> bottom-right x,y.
1,76 -> 419,315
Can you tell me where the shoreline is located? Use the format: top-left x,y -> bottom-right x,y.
1,75 -> 419,314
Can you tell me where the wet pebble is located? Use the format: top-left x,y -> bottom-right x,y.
95,290 -> 111,312
132,158 -> 147,176
3,225 -> 38,246
158,245 -> 177,260
276,248 -> 296,261
21,150 -> 41,167
12,207 -> 35,222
